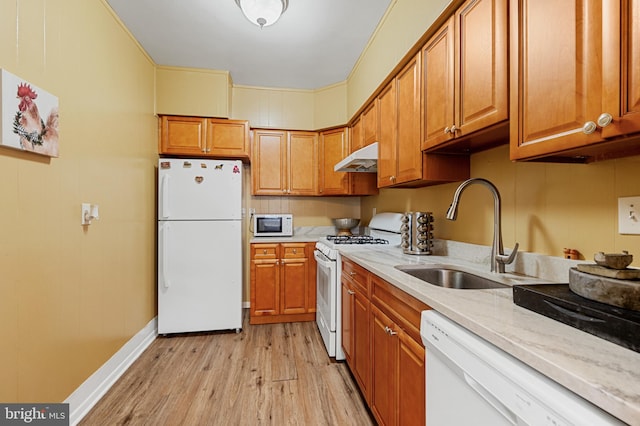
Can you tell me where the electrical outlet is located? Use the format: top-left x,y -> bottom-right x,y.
618,196 -> 640,234
249,208 -> 256,215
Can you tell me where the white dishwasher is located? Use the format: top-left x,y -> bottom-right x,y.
420,310 -> 624,426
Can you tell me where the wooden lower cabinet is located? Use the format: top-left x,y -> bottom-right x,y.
341,258 -> 429,425
371,304 -> 399,424
341,259 -> 371,402
397,331 -> 426,426
250,242 -> 316,324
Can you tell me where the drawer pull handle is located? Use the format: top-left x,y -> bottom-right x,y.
347,289 -> 355,295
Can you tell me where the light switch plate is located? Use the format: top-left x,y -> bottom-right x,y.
618,196 -> 640,234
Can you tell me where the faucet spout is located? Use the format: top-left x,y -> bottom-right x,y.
446,178 -> 518,273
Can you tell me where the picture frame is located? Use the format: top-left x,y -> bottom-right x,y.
0,68 -> 59,157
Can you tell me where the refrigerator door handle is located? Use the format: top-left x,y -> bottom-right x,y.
160,174 -> 170,219
160,223 -> 171,288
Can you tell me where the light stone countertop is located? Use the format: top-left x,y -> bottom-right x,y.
338,240 -> 640,426
249,226 -> 334,244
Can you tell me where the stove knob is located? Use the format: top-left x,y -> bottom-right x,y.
401,241 -> 409,249
400,224 -> 409,232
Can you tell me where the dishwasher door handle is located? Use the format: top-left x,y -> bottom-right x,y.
463,372 -> 518,425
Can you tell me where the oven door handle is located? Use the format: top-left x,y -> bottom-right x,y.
314,250 -> 334,267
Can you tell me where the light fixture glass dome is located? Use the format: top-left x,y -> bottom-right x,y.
235,0 -> 289,28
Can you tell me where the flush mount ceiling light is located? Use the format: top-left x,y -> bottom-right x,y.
235,0 -> 289,28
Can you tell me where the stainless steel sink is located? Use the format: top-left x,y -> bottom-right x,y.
395,265 -> 509,289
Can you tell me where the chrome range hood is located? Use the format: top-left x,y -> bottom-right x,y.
334,142 -> 378,173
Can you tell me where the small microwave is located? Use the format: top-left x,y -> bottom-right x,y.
253,214 -> 293,237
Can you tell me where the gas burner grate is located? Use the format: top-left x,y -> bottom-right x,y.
326,235 -> 390,245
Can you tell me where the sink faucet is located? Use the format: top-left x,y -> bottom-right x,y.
446,178 -> 519,273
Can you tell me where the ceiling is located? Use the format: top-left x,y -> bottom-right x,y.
106,0 -> 393,90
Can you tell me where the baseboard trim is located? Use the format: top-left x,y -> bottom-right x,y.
65,317 -> 157,425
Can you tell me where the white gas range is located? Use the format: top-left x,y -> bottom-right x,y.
314,213 -> 404,360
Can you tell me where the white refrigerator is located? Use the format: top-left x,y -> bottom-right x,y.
158,158 -> 243,334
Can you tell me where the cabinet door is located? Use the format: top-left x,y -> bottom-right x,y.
509,0 -> 609,160
396,52 -> 423,184
455,0 -> 508,137
370,305 -> 398,426
353,287 -> 371,402
280,259 -> 308,315
397,330 -> 426,426
422,17 -> 456,150
341,280 -> 355,364
159,116 -> 207,155
288,131 -> 318,195
252,130 -> 287,195
250,260 -> 279,317
350,117 -> 364,153
621,0 -> 640,132
206,118 -> 249,159
377,81 -> 398,188
280,243 -> 309,315
319,128 -> 350,195
361,101 -> 379,147
603,0 -> 640,138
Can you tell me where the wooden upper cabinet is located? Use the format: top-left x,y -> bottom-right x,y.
377,81 -> 398,187
605,0 -> 640,138
422,0 -> 508,152
288,131 -> 318,195
159,115 -> 250,161
206,118 -> 250,159
379,52 -> 470,189
159,116 -> 207,156
350,102 -> 378,154
422,17 -> 456,150
319,128 -> 351,195
361,101 -> 379,147
252,130 -> 318,196
510,0 -> 640,161
350,117 -> 364,153
396,53 -> 423,184
319,128 -> 378,196
252,130 -> 287,195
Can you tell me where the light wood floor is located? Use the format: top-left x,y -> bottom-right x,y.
80,311 -> 374,425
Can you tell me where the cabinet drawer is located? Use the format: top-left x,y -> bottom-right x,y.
282,244 -> 307,259
371,274 -> 430,343
342,259 -> 369,295
252,244 -> 278,260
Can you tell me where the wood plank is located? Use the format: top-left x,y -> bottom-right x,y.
80,311 -> 374,425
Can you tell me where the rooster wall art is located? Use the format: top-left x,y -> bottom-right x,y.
1,69 -> 59,157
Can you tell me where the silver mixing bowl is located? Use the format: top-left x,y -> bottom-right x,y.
332,218 -> 360,232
